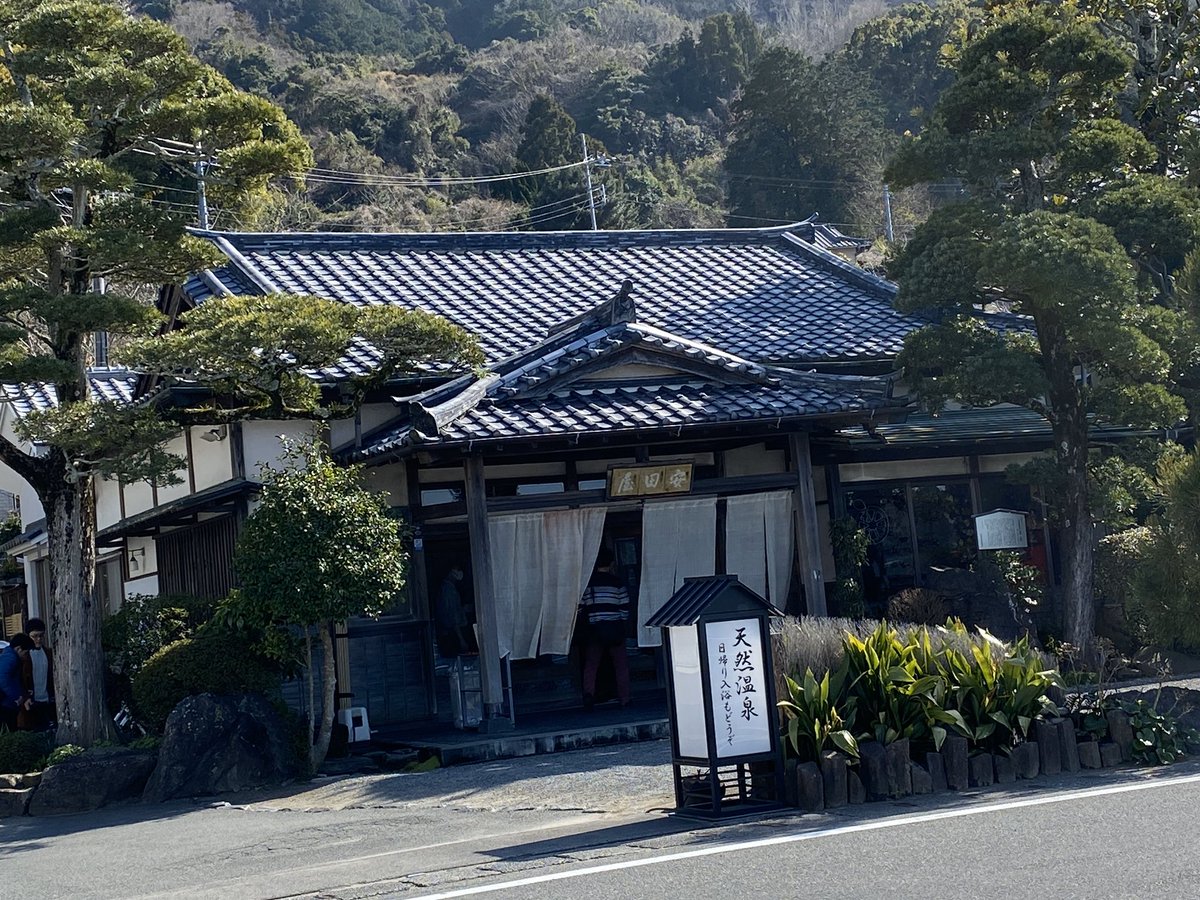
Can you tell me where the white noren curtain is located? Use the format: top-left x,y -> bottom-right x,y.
638,497 -> 717,647
487,507 -> 607,660
725,491 -> 794,607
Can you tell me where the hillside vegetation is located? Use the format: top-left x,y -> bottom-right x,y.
140,0 -> 970,234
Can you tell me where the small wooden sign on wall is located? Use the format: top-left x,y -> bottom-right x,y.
974,509 -> 1029,551
608,462 -> 694,498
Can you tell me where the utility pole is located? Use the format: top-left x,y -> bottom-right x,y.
195,156 -> 210,231
581,133 -> 597,231
883,183 -> 895,243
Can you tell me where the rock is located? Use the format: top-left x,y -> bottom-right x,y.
819,751 -> 848,809
1106,710 -> 1134,762
993,753 -> 1016,784
1012,742 -> 1040,779
796,761 -> 825,812
0,787 -> 32,817
847,768 -> 866,804
784,758 -> 799,807
910,762 -> 932,795
1078,741 -> 1102,770
884,739 -> 912,798
943,735 -> 969,791
28,749 -> 157,816
21,772 -> 41,788
1056,718 -> 1081,773
925,752 -> 948,792
859,741 -> 888,801
0,774 -> 20,788
1099,742 -> 1123,768
968,753 -> 994,788
144,693 -> 300,803
1034,719 -> 1062,776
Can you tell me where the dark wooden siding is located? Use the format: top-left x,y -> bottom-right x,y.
345,620 -> 432,725
158,515 -> 239,599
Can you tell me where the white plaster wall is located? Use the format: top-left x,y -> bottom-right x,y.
839,457 -> 971,483
724,442 -> 786,476
364,462 -> 409,507
328,403 -> 400,448
190,425 -> 234,490
96,477 -> 122,531
126,535 -> 158,577
978,451 -> 1043,473
122,478 -> 155,517
0,459 -> 43,524
242,420 -> 319,481
156,432 -> 191,504
124,574 -> 159,598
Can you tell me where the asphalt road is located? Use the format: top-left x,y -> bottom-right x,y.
3,742 -> 1199,900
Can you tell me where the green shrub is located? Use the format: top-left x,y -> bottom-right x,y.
45,744 -> 85,766
933,624 -> 1060,753
1096,527 -> 1152,639
103,593 -> 217,677
131,628 -> 283,732
886,588 -> 948,625
0,730 -> 51,773
1121,698 -> 1197,765
778,668 -> 858,763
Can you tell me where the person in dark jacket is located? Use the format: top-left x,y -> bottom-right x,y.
0,633 -> 33,732
21,618 -> 54,731
578,547 -> 631,708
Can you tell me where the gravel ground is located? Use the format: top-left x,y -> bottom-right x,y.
248,739 -> 677,817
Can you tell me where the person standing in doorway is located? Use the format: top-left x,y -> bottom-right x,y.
436,564 -> 474,658
21,618 -> 54,731
579,547 -> 631,708
0,633 -> 32,731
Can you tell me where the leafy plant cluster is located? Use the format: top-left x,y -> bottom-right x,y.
778,621 -> 1060,763
0,731 -> 52,774
1121,698 -> 1198,766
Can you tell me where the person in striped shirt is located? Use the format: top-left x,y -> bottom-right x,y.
579,547 -> 631,708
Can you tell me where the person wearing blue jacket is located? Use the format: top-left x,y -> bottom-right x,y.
0,633 -> 33,731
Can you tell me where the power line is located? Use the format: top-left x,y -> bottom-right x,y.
303,160 -> 587,187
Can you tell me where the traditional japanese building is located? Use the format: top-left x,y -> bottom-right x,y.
3,221 -> 1156,730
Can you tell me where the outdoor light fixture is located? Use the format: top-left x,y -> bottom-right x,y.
647,574 -> 785,819
199,425 -> 227,443
128,547 -> 145,573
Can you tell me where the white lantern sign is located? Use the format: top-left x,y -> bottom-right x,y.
705,617 -> 771,757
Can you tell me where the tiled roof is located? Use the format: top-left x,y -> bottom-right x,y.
190,223 -> 922,369
1,370 -> 138,418
838,404 -> 1173,447
342,304 -> 899,460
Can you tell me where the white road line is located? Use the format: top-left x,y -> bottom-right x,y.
412,771 -> 1200,899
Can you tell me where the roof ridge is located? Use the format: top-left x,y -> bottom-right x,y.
192,222 -> 817,254
778,232 -> 898,300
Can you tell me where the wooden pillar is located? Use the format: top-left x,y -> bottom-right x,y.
464,453 -> 509,727
790,432 -> 827,616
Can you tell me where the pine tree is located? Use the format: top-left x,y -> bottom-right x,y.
0,0 -> 311,744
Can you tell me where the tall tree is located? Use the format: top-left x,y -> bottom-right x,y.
886,6 -> 1200,654
0,0 -> 311,745
230,442 -> 409,773
724,47 -> 888,227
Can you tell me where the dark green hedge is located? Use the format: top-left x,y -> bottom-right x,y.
131,629 -> 283,732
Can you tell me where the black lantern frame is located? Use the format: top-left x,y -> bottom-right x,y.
648,575 -> 785,819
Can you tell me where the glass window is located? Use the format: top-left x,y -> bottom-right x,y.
845,485 -> 916,596
911,483 -> 975,572
979,478 -> 1032,513
515,482 -> 564,496
420,486 -> 462,506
